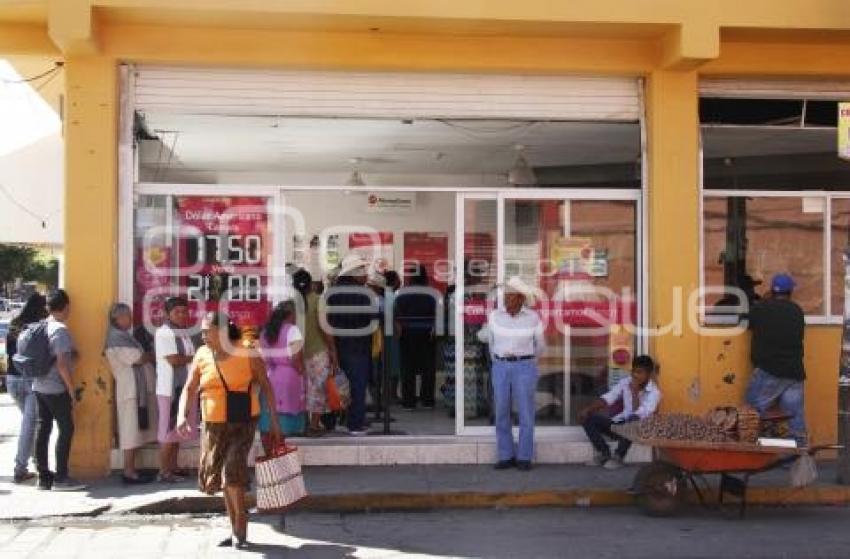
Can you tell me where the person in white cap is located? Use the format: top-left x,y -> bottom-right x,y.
325,254 -> 378,436
478,276 -> 546,471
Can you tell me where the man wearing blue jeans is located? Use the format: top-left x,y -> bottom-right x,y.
326,255 -> 380,437
745,273 -> 807,444
478,277 -> 545,471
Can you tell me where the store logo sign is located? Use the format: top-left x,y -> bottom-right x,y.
364,191 -> 416,213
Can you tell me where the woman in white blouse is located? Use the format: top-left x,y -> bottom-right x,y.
104,303 -> 157,484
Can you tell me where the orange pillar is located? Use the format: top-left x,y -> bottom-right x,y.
64,55 -> 119,477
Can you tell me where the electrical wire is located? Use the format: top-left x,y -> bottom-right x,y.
0,62 -> 63,85
0,183 -> 48,228
34,68 -> 62,93
437,119 -> 539,144
438,119 -> 537,134
155,132 -> 180,182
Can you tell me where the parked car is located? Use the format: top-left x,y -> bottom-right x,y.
0,319 -> 9,391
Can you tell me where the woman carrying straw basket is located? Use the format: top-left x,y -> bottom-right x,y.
177,312 -> 281,550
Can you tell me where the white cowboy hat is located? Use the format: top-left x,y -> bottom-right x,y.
505,276 -> 536,304
339,253 -> 369,276
367,271 -> 387,288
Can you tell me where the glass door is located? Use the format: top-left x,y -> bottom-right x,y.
456,191 -> 640,434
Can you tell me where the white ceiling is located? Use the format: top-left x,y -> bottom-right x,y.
139,115 -> 642,176
138,113 -> 840,179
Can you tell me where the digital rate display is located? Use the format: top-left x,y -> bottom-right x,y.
176,197 -> 270,326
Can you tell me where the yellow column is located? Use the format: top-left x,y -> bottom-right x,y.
646,70 -> 702,413
64,56 -> 118,478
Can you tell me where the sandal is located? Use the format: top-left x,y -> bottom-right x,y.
121,474 -> 152,485
306,426 -> 325,438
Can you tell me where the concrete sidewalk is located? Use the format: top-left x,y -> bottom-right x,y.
3,462 -> 850,521
3,392 -> 850,521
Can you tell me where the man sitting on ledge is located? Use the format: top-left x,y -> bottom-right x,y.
578,355 -> 661,470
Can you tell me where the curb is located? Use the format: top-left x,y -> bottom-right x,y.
125,486 -> 850,516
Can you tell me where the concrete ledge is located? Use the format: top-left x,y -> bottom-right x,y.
127,485 -> 850,516
111,439 -> 652,468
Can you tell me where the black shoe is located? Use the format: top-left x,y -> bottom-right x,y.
516,460 -> 533,471
37,472 -> 54,491
52,476 -> 87,491
494,458 -> 516,470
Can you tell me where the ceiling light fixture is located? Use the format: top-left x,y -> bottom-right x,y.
507,144 -> 536,186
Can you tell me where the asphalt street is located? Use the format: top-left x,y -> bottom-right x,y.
2,506 -> 850,559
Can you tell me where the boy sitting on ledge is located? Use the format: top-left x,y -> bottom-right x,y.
578,355 -> 661,470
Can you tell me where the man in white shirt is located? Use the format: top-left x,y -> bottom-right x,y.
154,296 -> 196,482
478,277 -> 545,471
578,355 -> 661,470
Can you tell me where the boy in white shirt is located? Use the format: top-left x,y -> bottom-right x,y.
578,355 -> 660,470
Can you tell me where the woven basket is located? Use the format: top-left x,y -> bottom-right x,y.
255,444 -> 308,513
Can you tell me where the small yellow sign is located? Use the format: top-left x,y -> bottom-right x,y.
839,102 -> 850,161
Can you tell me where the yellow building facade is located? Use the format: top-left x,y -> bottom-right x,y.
2,1 -> 850,477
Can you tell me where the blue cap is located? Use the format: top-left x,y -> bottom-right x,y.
771,273 -> 796,293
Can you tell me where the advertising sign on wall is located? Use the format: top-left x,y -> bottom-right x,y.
403,232 -> 449,291
364,192 -> 416,213
349,231 -> 394,271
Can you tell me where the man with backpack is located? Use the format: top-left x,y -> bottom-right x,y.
25,290 -> 85,491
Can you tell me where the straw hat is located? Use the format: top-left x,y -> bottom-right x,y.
339,253 -> 369,276
505,276 -> 536,304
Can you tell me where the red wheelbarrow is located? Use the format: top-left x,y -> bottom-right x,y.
623,436 -> 839,518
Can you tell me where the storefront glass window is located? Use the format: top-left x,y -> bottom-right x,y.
503,198 -> 637,426
702,196 -> 825,316
457,198 -> 498,427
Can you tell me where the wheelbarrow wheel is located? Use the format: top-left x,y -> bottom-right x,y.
633,462 -> 686,517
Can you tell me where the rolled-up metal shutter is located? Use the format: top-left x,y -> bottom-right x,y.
134,66 -> 640,121
700,78 -> 850,100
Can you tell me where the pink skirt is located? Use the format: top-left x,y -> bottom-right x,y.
157,394 -> 199,444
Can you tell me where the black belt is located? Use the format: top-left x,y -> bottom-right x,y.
494,355 -> 535,362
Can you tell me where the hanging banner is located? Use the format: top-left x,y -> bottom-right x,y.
839,102 -> 850,161
175,196 -> 270,328
462,299 -> 637,331
403,232 -> 450,292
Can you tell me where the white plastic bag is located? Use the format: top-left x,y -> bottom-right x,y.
789,454 -> 818,488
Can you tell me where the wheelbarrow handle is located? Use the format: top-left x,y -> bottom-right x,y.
807,444 -> 843,456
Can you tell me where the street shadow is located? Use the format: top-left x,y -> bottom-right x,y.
241,542 -> 358,558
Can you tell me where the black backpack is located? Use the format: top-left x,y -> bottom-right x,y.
12,321 -> 54,378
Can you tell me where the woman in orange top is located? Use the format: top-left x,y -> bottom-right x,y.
177,312 -> 281,550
